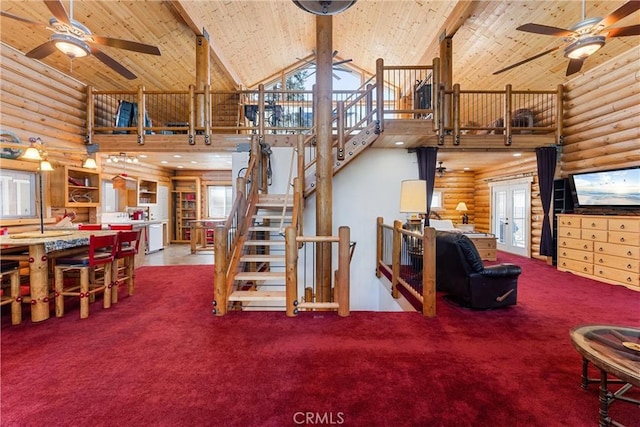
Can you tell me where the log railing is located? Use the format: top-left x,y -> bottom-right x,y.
285,226 -> 352,317
375,217 -> 436,317
85,58 -> 561,146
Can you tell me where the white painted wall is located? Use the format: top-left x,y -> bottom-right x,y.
232,147 -> 420,311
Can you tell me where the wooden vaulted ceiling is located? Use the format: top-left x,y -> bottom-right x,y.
1,0 -> 638,171
1,0 -> 637,92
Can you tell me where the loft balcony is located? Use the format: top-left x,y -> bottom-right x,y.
90,58 -> 560,154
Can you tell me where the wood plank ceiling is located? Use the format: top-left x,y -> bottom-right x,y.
1,0 -> 638,171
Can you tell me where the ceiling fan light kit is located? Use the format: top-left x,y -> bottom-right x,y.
51,33 -> 90,58
564,35 -> 605,59
293,1 -> 357,15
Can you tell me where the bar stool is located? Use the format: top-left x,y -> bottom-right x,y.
54,234 -> 117,319
0,260 -> 22,325
111,229 -> 141,303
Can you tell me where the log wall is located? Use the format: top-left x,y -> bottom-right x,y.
433,171 -> 475,224
561,46 -> 640,173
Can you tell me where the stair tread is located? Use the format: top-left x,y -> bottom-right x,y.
240,254 -> 285,262
249,226 -> 286,231
244,240 -> 285,246
235,271 -> 285,280
228,290 -> 286,302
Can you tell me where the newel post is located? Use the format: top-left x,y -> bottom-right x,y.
375,217 -> 383,278
336,226 -> 350,317
422,226 -> 436,317
285,226 -> 298,317
213,225 -> 228,316
392,220 -> 403,299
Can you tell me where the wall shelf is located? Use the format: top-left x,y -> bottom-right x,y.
51,166 -> 101,208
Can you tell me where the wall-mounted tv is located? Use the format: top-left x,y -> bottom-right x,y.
568,166 -> 640,208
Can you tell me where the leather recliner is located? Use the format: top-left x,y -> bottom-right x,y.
435,231 -> 521,309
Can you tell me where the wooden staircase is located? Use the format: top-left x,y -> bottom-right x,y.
304,120 -> 380,196
227,194 -> 292,311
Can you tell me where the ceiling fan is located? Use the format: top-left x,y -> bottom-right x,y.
297,50 -> 353,79
436,161 -> 446,177
0,0 -> 161,80
493,0 -> 640,77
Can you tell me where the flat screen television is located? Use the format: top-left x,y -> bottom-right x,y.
568,166 -> 640,208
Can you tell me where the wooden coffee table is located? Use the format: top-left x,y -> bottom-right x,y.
570,324 -> 640,427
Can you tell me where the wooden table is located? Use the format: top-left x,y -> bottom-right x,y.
188,219 -> 225,254
570,324 -> 640,426
0,229 -> 117,322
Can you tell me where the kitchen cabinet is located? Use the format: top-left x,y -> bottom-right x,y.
51,166 -> 101,207
137,179 -> 158,205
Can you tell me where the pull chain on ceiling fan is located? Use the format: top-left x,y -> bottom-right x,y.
493,0 -> 640,77
0,0 -> 161,79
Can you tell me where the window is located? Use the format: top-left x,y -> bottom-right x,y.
0,169 -> 37,218
207,185 -> 232,218
430,189 -> 443,210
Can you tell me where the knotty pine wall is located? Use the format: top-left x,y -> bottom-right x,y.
561,46 -> 640,173
0,43 -> 171,231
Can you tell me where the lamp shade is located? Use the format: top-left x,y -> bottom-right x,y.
22,146 -> 43,160
83,157 -> 98,169
399,180 -> 427,213
39,160 -> 54,171
455,202 -> 468,212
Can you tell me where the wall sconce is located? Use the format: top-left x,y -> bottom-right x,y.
456,202 -> 469,224
21,137 -> 53,233
400,179 -> 427,232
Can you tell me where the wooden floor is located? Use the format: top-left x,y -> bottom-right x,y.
142,244 -> 213,267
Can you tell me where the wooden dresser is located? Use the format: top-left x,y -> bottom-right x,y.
467,234 -> 497,261
557,214 -> 639,290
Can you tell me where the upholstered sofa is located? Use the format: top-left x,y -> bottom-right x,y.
435,231 -> 521,309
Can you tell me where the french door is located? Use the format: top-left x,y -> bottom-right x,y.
490,178 -> 532,256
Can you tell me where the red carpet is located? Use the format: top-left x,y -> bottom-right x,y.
1,254 -> 639,426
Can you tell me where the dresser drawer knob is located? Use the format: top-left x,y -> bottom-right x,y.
620,224 -> 625,230
591,235 -> 596,239
585,267 -> 590,272
583,245 -> 588,249
627,264 -> 632,270
591,223 -> 596,227
598,247 -> 603,252
627,277 -> 632,282
628,251 -> 633,256
584,256 -> 588,261
562,252 -> 567,256
599,259 -> 604,263
619,237 -> 625,242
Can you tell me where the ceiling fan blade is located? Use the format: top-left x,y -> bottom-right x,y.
605,24 -> 640,37
26,41 -> 57,59
333,58 -> 352,66
44,0 -> 70,26
493,47 -> 559,75
89,35 -> 160,56
91,47 -> 137,80
598,1 -> 640,29
0,10 -> 48,28
566,58 -> 585,76
517,23 -> 575,37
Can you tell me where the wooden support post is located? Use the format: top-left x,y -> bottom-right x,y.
453,83 -> 460,144
258,84 -> 265,137
392,220 -> 402,299
366,83 -> 373,126
297,134 -> 305,194
195,35 -> 210,136
285,226 -> 298,317
188,85 -> 196,144
315,14 -> 334,303
86,86 -> 93,144
204,84 -> 211,144
422,226 -> 436,317
556,84 -> 564,145
504,84 -> 512,146
375,217 -> 383,278
376,58 -> 384,132
337,101 -> 345,160
137,85 -> 145,144
336,226 -> 350,317
214,225 -> 228,316
432,57 -> 440,133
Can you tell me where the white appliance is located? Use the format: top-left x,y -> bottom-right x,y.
147,223 -> 164,253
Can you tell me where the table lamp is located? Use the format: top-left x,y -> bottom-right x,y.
400,179 -> 427,232
456,202 -> 469,224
